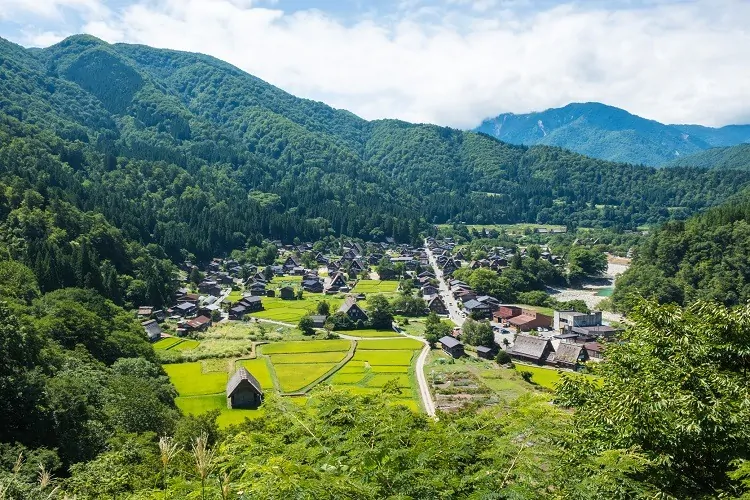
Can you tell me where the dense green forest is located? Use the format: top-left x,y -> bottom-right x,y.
2,34 -> 750,280
613,198 -> 750,311
666,143 -> 750,170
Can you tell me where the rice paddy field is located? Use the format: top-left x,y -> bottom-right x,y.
249,295 -> 343,323
164,335 -> 425,426
347,328 -> 402,338
351,280 -> 399,294
153,337 -> 200,351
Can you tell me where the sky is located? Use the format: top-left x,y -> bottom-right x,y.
1,0 -> 749,128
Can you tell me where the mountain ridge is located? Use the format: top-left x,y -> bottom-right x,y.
475,102 -> 750,166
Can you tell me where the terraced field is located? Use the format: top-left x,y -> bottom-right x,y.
163,334 -> 425,427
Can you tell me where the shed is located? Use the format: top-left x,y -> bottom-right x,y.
226,367 -> 264,409
476,345 -> 497,360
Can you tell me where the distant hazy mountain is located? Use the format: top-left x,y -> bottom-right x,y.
666,143 -> 750,170
475,102 -> 750,166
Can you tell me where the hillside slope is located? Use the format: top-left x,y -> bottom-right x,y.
665,143 -> 750,170
475,102 -> 750,166
0,34 -> 749,270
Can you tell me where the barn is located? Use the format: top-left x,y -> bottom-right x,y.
226,367 -> 264,409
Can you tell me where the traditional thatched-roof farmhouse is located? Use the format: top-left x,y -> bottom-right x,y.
226,367 -> 263,409
508,334 -> 554,364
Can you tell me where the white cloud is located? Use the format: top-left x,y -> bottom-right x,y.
0,0 -> 106,20
12,0 -> 750,127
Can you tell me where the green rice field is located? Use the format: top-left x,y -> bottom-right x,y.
270,351 -> 348,364
351,280 -> 399,294
249,295 -> 343,323
260,339 -> 351,354
356,338 -> 424,350
163,362 -> 227,396
274,363 -> 338,392
345,328 -> 401,338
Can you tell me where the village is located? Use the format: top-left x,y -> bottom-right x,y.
137,234 -> 622,421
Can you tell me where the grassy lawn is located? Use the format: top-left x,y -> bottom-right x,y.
515,304 -> 555,317
250,294 -> 343,324
260,339 -> 351,354
345,328 -> 402,338
274,363 -> 338,392
357,338 -> 424,350
513,365 -> 563,390
270,352 -> 348,364
351,280 -> 399,294
163,362 -> 227,396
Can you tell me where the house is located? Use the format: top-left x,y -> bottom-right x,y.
508,309 -> 553,331
247,281 -> 267,296
283,256 -> 300,270
153,310 -> 167,322
554,310 -> 603,332
226,367 -> 263,409
198,280 -> 222,296
338,297 -> 369,322
279,286 -> 296,300
137,306 -> 153,319
463,299 -> 492,319
476,295 -> 501,309
476,345 -> 497,360
174,302 -> 197,317
570,325 -> 619,340
309,315 -> 328,328
494,306 -> 523,323
350,260 -> 366,274
302,279 -> 324,293
239,296 -> 263,311
508,334 -> 555,364
425,295 -> 448,315
141,319 -> 162,342
326,272 -> 348,292
552,342 -> 588,370
421,285 -> 439,297
584,342 -> 605,361
185,315 -> 212,332
292,266 -> 306,276
439,336 -> 464,358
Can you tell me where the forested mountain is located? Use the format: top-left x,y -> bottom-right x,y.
666,143 -> 750,170
475,102 -> 750,166
2,34 -> 750,306
612,197 -> 750,311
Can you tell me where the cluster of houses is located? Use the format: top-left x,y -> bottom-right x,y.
438,308 -> 616,371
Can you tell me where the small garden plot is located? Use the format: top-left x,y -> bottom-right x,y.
260,340 -> 351,355
154,337 -> 182,350
366,374 -> 410,388
357,338 -> 423,350
236,359 -> 274,390
347,328 -> 401,338
274,363 -> 338,392
270,352 -> 347,364
164,362 -> 227,396
351,280 -> 398,294
352,350 -> 415,366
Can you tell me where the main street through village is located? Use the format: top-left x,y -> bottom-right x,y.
425,241 -> 465,327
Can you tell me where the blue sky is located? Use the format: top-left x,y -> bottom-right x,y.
1,0 -> 748,127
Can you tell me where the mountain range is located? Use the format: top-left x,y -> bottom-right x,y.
474,102 -> 750,167
1,34 -> 750,302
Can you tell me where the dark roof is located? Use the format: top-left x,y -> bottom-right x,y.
242,296 -> 263,303
554,342 -> 585,365
572,325 -> 618,336
476,345 -> 494,354
439,336 -> 463,348
176,302 -> 195,311
227,367 -> 263,396
509,334 -> 552,360
464,299 -> 490,310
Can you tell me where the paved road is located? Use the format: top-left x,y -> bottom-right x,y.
425,242 -> 465,327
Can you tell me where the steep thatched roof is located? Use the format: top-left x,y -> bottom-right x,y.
226,367 -> 263,397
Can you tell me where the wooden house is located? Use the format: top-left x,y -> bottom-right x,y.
508,334 -> 554,364
338,297 -> 369,322
439,336 -> 464,358
425,295 -> 448,315
141,319 -> 162,342
551,342 -> 588,370
279,286 -> 296,300
226,367 -> 263,409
